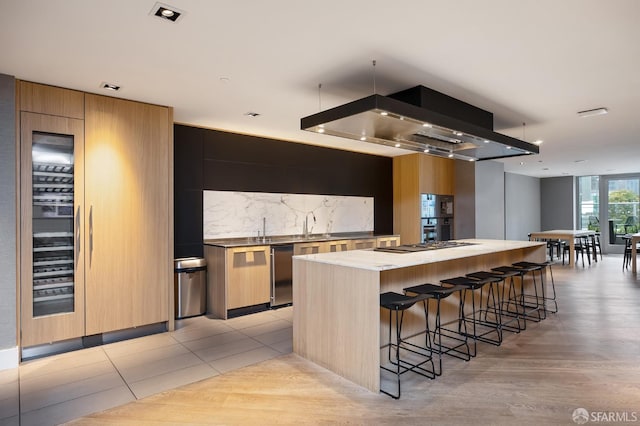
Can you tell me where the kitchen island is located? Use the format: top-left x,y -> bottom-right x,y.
292,239 -> 546,393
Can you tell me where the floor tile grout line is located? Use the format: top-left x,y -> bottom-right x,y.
100,346 -> 139,401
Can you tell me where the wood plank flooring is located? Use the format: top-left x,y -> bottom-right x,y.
67,255 -> 640,425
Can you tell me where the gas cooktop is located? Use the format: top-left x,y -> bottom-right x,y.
374,241 -> 475,253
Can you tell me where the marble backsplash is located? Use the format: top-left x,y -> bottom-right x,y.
203,191 -> 374,239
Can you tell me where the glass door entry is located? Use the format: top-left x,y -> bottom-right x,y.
603,175 -> 640,253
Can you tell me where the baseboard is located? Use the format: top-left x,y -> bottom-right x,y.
0,346 -> 19,370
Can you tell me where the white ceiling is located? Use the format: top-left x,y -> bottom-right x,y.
2,0 -> 639,178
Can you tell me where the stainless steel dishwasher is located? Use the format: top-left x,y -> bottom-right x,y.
271,244 -> 293,307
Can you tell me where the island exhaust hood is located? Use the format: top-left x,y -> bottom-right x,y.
301,85 -> 539,161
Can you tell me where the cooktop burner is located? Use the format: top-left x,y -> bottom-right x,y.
374,241 -> 475,253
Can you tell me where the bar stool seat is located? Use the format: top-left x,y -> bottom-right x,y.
379,291 -> 435,399
402,283 -> 469,377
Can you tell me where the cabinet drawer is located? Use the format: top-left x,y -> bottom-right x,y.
326,240 -> 350,252
377,236 -> 400,248
226,246 -> 270,309
294,241 -> 327,255
351,238 -> 376,250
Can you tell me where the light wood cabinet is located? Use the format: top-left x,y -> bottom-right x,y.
351,238 -> 377,250
18,81 -> 84,119
293,241 -> 326,255
204,245 -> 270,318
226,246 -> 271,310
326,240 -> 350,252
84,94 -> 171,335
376,236 -> 400,248
19,82 -> 173,346
393,153 -> 454,244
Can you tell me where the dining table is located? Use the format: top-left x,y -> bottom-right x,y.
529,229 -> 596,266
631,232 -> 640,273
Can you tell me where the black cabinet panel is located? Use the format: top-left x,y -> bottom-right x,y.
174,124 -> 393,258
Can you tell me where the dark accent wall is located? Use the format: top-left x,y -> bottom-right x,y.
174,125 -> 393,258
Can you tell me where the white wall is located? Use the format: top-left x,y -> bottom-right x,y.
505,172 -> 541,240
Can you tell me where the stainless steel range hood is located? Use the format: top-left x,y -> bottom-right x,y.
300,86 -> 539,161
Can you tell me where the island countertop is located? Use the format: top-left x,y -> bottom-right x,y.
293,239 -> 544,271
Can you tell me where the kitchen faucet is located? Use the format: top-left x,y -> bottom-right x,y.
303,212 -> 316,238
262,217 -> 266,243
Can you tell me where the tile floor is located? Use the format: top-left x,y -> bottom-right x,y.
0,306 -> 293,426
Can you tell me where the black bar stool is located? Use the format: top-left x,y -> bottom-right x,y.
379,291 -> 435,399
440,275 -> 503,357
402,283 -> 469,377
471,269 -> 524,334
512,261 -> 558,314
490,264 -> 544,328
511,262 -> 547,320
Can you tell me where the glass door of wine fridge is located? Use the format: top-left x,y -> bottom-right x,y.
20,112 -> 85,347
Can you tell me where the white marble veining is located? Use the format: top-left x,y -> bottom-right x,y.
293,239 -> 546,271
203,191 -> 374,239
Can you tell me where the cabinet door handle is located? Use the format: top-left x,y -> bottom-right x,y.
75,205 -> 81,267
271,248 -> 275,305
89,205 -> 93,266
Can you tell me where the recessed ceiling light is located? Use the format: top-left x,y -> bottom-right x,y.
423,123 -> 432,128
394,143 -> 401,147
100,82 -> 120,91
506,146 -> 512,149
469,158 -> 475,162
520,162 -> 525,165
448,153 -> 454,158
245,112 -> 260,117
360,136 -> 366,141
424,149 -> 430,153
577,107 -> 608,118
150,2 -> 184,23
453,131 -> 463,136
534,139 -> 543,145
484,140 -> 490,144
380,111 -> 389,116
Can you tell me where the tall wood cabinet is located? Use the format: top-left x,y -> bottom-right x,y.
19,81 -> 173,347
393,153 -> 455,244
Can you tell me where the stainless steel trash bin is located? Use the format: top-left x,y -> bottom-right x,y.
174,257 -> 207,319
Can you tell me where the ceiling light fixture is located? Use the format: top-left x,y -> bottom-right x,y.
100,82 -> 120,91
534,139 -> 543,145
577,107 -> 608,118
150,2 -> 184,23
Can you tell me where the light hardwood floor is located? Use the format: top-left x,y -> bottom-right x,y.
68,254 -> 640,425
